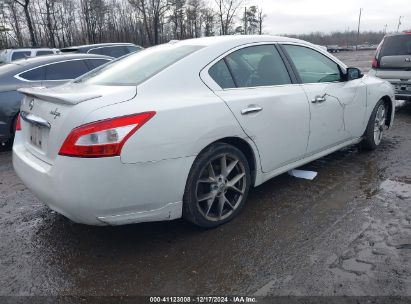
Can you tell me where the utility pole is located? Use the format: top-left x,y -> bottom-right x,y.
244,7 -> 247,35
397,16 -> 403,32
356,8 -> 362,51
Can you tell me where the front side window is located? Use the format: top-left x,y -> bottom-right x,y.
283,45 -> 342,83
12,51 -> 31,61
222,45 -> 291,88
45,60 -> 89,80
77,44 -> 203,86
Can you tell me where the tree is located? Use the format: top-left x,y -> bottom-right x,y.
128,0 -> 170,45
214,0 -> 242,35
12,0 -> 37,46
1,0 -> 272,49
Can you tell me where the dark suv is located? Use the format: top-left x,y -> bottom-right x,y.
369,31 -> 411,101
60,43 -> 142,58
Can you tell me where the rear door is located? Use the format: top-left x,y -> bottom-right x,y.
204,44 -> 310,173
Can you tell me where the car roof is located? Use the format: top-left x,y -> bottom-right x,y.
9,53 -> 111,68
384,32 -> 411,38
173,35 -> 309,47
1,48 -> 57,51
60,43 -> 140,51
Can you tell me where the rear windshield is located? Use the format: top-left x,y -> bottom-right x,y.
75,44 -> 203,86
380,35 -> 411,57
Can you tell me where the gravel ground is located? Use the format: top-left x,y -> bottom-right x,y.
0,50 -> 410,298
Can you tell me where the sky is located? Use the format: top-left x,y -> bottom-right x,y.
252,0 -> 411,34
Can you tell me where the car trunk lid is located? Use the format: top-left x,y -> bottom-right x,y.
18,83 -> 137,164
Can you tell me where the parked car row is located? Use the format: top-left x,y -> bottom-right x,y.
0,42 -> 142,64
0,48 -> 60,64
0,42 -> 143,145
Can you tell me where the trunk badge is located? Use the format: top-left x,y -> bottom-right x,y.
50,108 -> 61,119
29,99 -> 34,110
406,58 -> 411,62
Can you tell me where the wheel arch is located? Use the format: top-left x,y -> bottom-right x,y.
380,95 -> 394,128
196,136 -> 259,187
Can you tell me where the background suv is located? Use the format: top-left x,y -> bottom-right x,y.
369,31 -> 411,101
0,48 -> 60,64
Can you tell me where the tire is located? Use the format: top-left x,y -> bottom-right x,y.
183,143 -> 251,228
361,99 -> 387,150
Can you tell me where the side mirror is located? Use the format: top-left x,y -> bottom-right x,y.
346,67 -> 363,81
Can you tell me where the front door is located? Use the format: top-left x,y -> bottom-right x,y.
282,44 -> 365,154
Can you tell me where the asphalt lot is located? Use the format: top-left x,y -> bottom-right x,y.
0,50 -> 410,297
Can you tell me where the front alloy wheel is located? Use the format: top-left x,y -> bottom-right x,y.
183,143 -> 251,228
362,99 -> 388,150
373,103 -> 386,145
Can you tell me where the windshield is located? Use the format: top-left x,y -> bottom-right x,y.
380,35 -> 411,57
75,44 -> 204,86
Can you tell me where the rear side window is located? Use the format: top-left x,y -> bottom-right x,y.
36,51 -> 54,56
380,35 -> 411,57
127,45 -> 142,53
223,45 -> 291,88
77,44 -> 203,86
89,46 -> 130,58
19,66 -> 46,81
45,60 -> 89,80
208,60 -> 236,89
283,45 -> 342,83
12,51 -> 31,61
86,59 -> 111,69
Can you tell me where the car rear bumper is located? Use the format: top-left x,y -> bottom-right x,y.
389,81 -> 411,100
12,133 -> 195,225
368,69 -> 411,100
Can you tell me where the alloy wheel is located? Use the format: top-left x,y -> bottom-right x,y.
373,104 -> 386,145
195,153 -> 247,221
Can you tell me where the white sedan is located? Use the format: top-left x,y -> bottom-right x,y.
13,36 -> 395,228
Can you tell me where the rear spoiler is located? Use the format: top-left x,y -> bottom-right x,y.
18,87 -> 101,105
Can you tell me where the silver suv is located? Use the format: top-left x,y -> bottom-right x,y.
369,32 -> 411,101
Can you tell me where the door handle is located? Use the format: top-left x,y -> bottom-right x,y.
241,105 -> 263,115
311,95 -> 327,103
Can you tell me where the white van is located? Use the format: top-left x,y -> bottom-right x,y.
0,48 -> 60,64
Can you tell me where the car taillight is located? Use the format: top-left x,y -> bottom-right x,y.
15,113 -> 22,131
372,57 -> 379,69
59,112 -> 155,158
